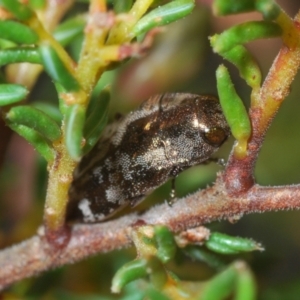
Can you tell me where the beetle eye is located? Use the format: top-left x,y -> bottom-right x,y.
203,127 -> 227,146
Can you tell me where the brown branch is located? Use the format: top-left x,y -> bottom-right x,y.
1,175 -> 300,290
224,10 -> 300,195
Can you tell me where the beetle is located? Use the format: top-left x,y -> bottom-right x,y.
67,93 -> 230,222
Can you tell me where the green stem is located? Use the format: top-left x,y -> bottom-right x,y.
44,127 -> 76,241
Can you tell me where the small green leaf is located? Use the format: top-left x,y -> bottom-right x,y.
114,0 -> 133,13
211,21 -> 282,53
202,265 -> 237,300
219,45 -> 261,89
0,84 -> 28,106
145,288 -> 172,300
1,0 -> 33,20
206,232 -> 263,254
132,0 -> 195,37
83,87 -> 110,154
147,257 -> 167,290
39,44 -> 80,91
213,0 -> 255,16
65,104 -> 86,160
184,246 -> 226,270
0,38 -> 16,49
82,114 -> 107,154
145,288 -> 170,300
205,240 -> 239,255
213,0 -> 280,20
54,16 -> 85,47
111,258 -> 148,293
31,102 -> 62,124
216,65 -> 251,157
255,0 -> 280,20
6,105 -> 61,141
0,47 -> 41,67
235,261 -> 256,300
29,0 -> 46,9
8,123 -> 54,162
0,20 -> 38,44
154,226 -> 176,263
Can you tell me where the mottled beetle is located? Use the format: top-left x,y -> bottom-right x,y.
67,93 -> 230,222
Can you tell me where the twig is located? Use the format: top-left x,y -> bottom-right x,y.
223,10 -> 300,195
1,175 -> 300,290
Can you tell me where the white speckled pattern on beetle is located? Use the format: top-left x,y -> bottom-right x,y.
67,93 -> 230,223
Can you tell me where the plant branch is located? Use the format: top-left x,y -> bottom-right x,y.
44,135 -> 76,246
1,175 -> 300,290
223,9 -> 300,195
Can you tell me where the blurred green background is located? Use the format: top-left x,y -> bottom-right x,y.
1,0 -> 300,299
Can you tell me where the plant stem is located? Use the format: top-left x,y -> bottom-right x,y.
224,9 -> 300,195
44,125 -> 76,246
76,1 -> 108,94
1,179 -> 300,290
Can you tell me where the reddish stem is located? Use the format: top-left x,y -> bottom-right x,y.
224,11 -> 300,196
0,180 -> 300,290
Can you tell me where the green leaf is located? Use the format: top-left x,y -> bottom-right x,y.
219,45 -> 261,89
39,44 -> 80,91
111,258 -> 148,293
114,0 -> 133,13
145,288 -> 170,300
213,0 -> 255,16
154,226 -> 176,263
147,257 -> 167,290
255,0 -> 280,20
83,87 -> 110,154
216,65 -> 251,150
0,38 -> 17,49
54,16 -> 85,47
6,105 -> 61,141
235,262 -> 256,300
210,21 -> 282,53
0,84 -> 28,106
132,0 -> 195,37
0,20 -> 38,44
8,123 -> 54,162
213,0 -> 280,20
205,240 -> 239,255
65,104 -> 86,160
29,0 -> 46,9
201,265 -> 237,300
1,0 -> 33,20
31,102 -> 63,124
0,47 -> 41,67
184,246 -> 226,270
206,232 -> 263,255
